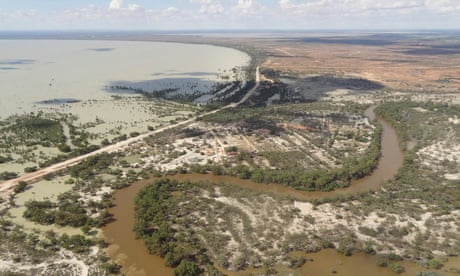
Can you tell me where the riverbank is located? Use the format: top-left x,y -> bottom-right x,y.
102,105 -> 407,275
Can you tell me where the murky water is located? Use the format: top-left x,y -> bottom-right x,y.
8,176 -> 83,235
292,249 -> 460,276
0,40 -> 249,119
103,106 -> 410,275
103,179 -> 173,276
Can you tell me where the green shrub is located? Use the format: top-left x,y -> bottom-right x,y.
14,181 -> 27,194
173,260 -> 201,276
389,262 -> 404,274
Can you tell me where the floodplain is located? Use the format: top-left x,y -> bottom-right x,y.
0,31 -> 460,276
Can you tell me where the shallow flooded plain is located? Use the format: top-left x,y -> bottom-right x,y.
0,40 -> 250,175
8,176 -> 82,235
0,40 -> 250,119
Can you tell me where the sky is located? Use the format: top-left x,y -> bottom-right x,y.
0,0 -> 459,30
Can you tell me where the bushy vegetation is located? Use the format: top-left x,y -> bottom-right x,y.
375,100 -> 460,150
23,198 -> 90,228
0,112 -> 103,171
69,153 -> 114,180
188,123 -> 381,192
0,171 -> 18,180
368,101 -> 460,212
38,144 -> 101,168
351,101 -> 460,259
134,178 -> 215,273
5,114 -> 66,147
22,169 -> 120,229
197,102 -> 380,191
13,181 -> 27,194
0,219 -> 94,263
0,155 -> 13,163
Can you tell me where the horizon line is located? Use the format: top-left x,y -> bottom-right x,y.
1,28 -> 460,33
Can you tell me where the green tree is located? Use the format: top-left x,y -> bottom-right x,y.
81,224 -> 91,235
14,181 -> 28,194
102,262 -> 121,274
389,262 -> 404,274
425,259 -> 443,270
58,143 -> 71,153
173,260 -> 201,276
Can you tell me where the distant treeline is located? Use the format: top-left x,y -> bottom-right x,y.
110,79 -> 260,107
110,85 -> 179,99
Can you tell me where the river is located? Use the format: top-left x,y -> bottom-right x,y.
103,105 -> 407,275
103,178 -> 173,276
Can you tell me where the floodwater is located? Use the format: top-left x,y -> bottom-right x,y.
0,39 -> 250,175
0,40 -> 250,120
103,106 -> 410,275
8,175 -> 83,235
293,249 -> 460,276
103,179 -> 173,276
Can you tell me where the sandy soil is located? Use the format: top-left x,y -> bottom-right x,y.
417,140 -> 460,179
0,249 -> 92,276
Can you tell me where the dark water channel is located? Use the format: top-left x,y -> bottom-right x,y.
103,105 -> 408,275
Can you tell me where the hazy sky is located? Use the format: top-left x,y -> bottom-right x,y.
1,0 -> 459,30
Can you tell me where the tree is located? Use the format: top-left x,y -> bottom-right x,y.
58,143 -> 71,153
211,165 -> 223,176
101,138 -> 110,146
251,169 -> 264,183
0,171 -> 18,180
102,262 -> 121,274
173,260 -> 201,276
389,262 -> 405,274
80,224 -> 91,235
14,181 -> 28,194
425,259 -> 443,270
130,131 -> 140,137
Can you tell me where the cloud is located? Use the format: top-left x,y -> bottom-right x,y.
235,0 -> 254,14
279,0 -> 291,9
425,0 -> 460,13
190,0 -> 213,3
3,0 -> 460,30
278,0 -> 335,13
109,0 -> 123,10
190,0 -> 224,15
128,4 -> 142,12
200,3 -> 224,15
232,0 -> 265,16
162,6 -> 180,16
278,0 -> 425,16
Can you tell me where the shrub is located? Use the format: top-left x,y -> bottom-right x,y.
14,181 -> 28,194
389,262 -> 404,274
24,166 -> 37,173
173,260 -> 201,276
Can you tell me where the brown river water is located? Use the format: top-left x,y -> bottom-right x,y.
104,106 -> 456,275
